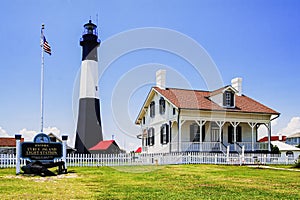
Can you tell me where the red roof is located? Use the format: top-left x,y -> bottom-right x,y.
0,137 -> 24,147
259,135 -> 286,142
135,147 -> 142,153
154,87 -> 279,115
89,140 -> 116,150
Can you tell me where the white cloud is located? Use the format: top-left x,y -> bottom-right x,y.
279,117 -> 300,136
18,128 -> 37,141
43,127 -> 61,137
0,127 -> 9,137
18,126 -> 63,142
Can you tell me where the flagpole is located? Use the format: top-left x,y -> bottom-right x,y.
40,24 -> 45,133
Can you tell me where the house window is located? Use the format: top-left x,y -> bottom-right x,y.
148,128 -> 155,146
159,97 -> 166,115
190,123 -> 205,142
160,124 -> 169,144
211,122 -> 221,142
223,91 -> 234,107
173,108 -> 176,115
150,101 -> 155,118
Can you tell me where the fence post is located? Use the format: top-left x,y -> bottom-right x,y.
226,146 -> 230,163
214,154 -> 217,164
62,135 -> 68,170
242,145 -> 245,164
15,134 -> 22,175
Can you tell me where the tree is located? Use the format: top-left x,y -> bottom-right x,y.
271,144 -> 280,154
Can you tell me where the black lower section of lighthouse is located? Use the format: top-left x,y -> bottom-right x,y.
75,98 -> 103,154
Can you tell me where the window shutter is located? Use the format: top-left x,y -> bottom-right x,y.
152,128 -> 155,146
195,125 -> 200,142
228,126 -> 233,144
146,130 -> 149,146
166,124 -> 169,143
237,126 -> 242,142
160,126 -> 164,144
202,125 -> 205,142
223,92 -> 226,106
230,92 -> 234,107
190,124 -> 194,142
168,121 -> 172,143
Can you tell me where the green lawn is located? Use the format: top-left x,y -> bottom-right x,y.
0,165 -> 299,199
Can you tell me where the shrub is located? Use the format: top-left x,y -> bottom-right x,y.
294,156 -> 300,168
271,144 -> 280,154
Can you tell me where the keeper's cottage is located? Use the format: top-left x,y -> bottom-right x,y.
135,70 -> 279,154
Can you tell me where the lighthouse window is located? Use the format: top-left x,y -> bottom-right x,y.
150,101 -> 155,118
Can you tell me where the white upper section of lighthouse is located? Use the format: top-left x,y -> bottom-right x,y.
79,60 -> 99,99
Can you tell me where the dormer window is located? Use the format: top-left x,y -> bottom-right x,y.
159,97 -> 165,115
223,91 -> 234,107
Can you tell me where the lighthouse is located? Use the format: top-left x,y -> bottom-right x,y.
75,20 -> 103,154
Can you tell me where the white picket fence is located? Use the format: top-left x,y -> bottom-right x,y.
1,152 -> 298,169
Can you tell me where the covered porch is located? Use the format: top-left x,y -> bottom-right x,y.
170,116 -> 273,153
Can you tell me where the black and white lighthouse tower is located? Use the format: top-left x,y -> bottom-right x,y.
75,20 -> 103,154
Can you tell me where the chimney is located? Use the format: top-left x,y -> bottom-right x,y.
156,69 -> 166,89
231,77 -> 242,96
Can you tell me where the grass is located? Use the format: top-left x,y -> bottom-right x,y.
0,164 -> 299,199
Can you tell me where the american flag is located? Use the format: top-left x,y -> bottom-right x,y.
41,27 -> 51,55
42,35 -> 51,55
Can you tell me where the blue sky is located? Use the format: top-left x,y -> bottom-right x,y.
0,0 -> 300,151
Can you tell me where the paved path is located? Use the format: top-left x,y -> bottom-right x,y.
249,165 -> 300,172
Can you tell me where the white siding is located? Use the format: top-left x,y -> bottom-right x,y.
141,93 -> 178,153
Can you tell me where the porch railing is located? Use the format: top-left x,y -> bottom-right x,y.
237,142 -> 268,151
171,142 -> 268,152
174,142 -> 222,152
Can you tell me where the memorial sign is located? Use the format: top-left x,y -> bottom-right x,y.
21,133 -> 62,161
21,142 -> 62,160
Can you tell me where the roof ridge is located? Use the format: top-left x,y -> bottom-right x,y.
154,86 -> 210,92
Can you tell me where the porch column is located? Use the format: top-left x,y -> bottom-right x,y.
195,120 -> 206,151
215,121 -> 225,150
230,122 -> 239,151
178,120 -> 185,152
267,122 -> 271,152
248,122 -> 257,152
